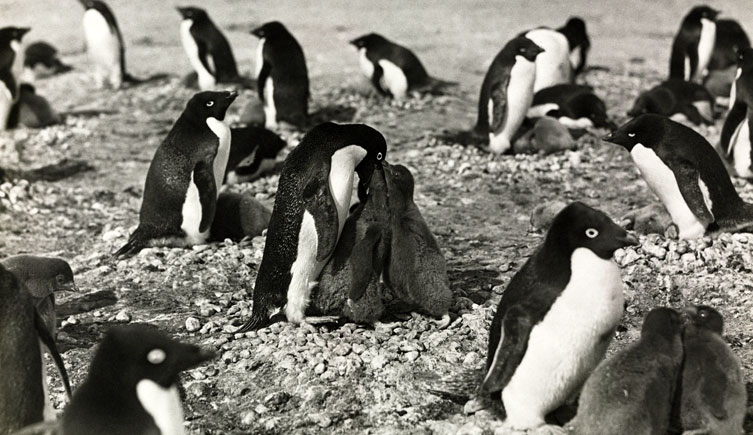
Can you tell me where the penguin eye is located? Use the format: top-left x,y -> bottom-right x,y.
147,349 -> 166,365
206,101 -> 215,107
699,310 -> 708,318
376,152 -> 383,160
585,228 -> 599,238
627,132 -> 635,138
56,275 -> 65,284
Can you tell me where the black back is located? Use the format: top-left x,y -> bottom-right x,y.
628,78 -> 713,120
177,7 -> 240,82
0,27 -> 29,100
708,19 -> 751,71
80,0 -> 127,77
226,126 -> 286,179
350,33 -> 430,89
533,84 -> 610,127
669,6 -> 719,79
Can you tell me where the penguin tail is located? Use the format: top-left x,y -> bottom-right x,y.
717,202 -> 753,233
6,159 -> 94,183
436,128 -> 487,147
237,311 -> 270,332
419,76 -> 459,95
9,420 -> 60,435
123,72 -> 170,86
52,60 -> 73,75
416,365 -> 484,404
113,226 -> 155,259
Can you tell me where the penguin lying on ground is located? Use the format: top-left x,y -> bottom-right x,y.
670,6 -> 720,83
23,41 -> 72,79
566,307 -> 684,435
720,47 -> 753,178
557,17 -> 590,77
7,83 -> 61,129
224,125 -> 286,185
210,191 -> 271,242
677,305 -> 746,435
349,33 -> 457,99
628,78 -> 714,125
115,91 -> 238,257
0,26 -> 30,131
239,122 -> 386,331
604,114 -> 753,239
480,202 -> 637,432
528,84 -> 614,129
514,116 -> 576,155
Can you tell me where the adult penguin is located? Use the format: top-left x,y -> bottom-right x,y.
0,26 -> 30,130
669,5 -> 720,82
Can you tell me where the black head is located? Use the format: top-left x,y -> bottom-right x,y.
506,37 -> 545,62
176,6 -> 208,21
2,255 -> 78,293
684,305 -> 723,334
251,21 -> 288,39
687,5 -> 720,22
349,33 -> 388,49
0,27 -> 30,45
573,93 -> 612,128
350,125 -> 387,201
564,17 -> 587,35
78,0 -> 96,9
641,307 -> 684,342
603,114 -> 667,152
546,201 -> 639,259
184,90 -> 238,122
87,325 -> 215,389
737,47 -> 753,72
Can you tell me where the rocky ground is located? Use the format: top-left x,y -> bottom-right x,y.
2,1 -> 753,434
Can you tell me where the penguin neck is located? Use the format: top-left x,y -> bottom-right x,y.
330,145 -> 368,230
206,116 -> 231,193
136,380 -> 185,435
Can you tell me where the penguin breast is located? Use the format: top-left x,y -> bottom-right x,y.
180,20 -> 215,90
136,380 -> 185,435
329,145 -> 368,231
83,9 -> 120,67
525,29 -> 572,92
731,118 -> 753,178
206,117 -> 231,193
695,19 -> 716,80
358,48 -> 374,78
377,59 -> 409,98
180,171 -> 209,245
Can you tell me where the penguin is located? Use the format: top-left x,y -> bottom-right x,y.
528,84 -> 613,129
519,116 -> 576,154
115,91 -> 238,257
481,202 -> 638,432
519,27 -> 573,92
176,6 -> 241,91
251,21 -> 309,129
605,114 -> 753,239
566,307 -> 685,435
7,83 -> 61,129
238,122 -> 387,331
720,47 -> 753,178
79,0 -> 137,89
0,27 -> 30,131
209,190 -> 271,242
669,6 -> 720,82
677,305 -> 747,435
349,33 -> 456,99
1,255 -> 78,336
224,125 -> 286,185
60,324 -> 214,435
557,17 -> 590,77
0,264 -> 72,434
474,37 -> 545,154
707,19 -> 750,73
628,79 -> 715,126
23,41 -> 72,79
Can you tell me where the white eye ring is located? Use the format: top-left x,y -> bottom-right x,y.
585,228 -> 599,238
206,101 -> 215,107
376,152 -> 383,160
147,349 -> 166,365
627,132 -> 635,137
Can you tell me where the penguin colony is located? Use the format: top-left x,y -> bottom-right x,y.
1,2 -> 752,435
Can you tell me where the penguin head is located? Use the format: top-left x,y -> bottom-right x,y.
572,93 -> 612,128
603,114 -> 666,152
383,162 -> 415,210
185,90 -> 238,122
564,17 -> 587,37
351,124 -> 387,201
4,256 -> 78,294
78,0 -> 96,9
687,5 -> 720,22
176,6 -> 208,21
548,201 -> 639,259
684,305 -> 723,334
0,27 -> 30,45
251,21 -> 288,40
507,37 -> 545,62
641,307 -> 684,343
349,33 -> 387,50
737,47 -> 753,72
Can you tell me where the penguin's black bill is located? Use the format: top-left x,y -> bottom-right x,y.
178,345 -> 216,370
615,233 -> 639,247
225,90 -> 239,101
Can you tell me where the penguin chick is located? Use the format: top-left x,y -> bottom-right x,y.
620,203 -> 674,236
669,6 -> 720,82
7,84 -> 61,129
60,325 -> 214,435
530,116 -> 576,154
225,125 -> 286,185
567,307 -> 685,435
210,190 -> 271,242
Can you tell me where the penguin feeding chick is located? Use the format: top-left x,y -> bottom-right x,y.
519,26 -> 573,93
481,202 -> 637,433
23,41 -> 73,79
0,26 -> 30,131
115,91 -> 238,257
604,114 -> 753,239
239,122 -> 386,331
720,47 -> 753,178
669,5 -> 720,83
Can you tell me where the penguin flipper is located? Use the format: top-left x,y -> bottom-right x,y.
665,157 -> 715,225
194,37 -> 215,76
257,62 -> 271,101
349,225 -> 386,302
370,63 -> 390,96
302,179 -> 339,262
481,305 -> 532,394
34,309 -> 72,398
489,77 -> 510,133
194,162 -> 218,233
697,354 -> 731,419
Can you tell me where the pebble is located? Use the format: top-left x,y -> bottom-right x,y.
240,410 -> 257,426
370,354 -> 389,370
115,310 -> 131,322
186,317 -> 201,332
462,352 -> 480,367
404,351 -> 420,362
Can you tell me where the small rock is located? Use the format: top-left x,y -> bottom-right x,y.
255,404 -> 269,414
240,410 -> 258,426
463,352 -> 480,367
115,310 -> 131,323
314,363 -> 326,375
186,317 -> 201,332
370,354 -> 389,370
404,351 -> 420,362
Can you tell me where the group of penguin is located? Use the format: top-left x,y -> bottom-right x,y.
1,1 -> 752,434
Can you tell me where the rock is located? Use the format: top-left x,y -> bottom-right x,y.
240,409 -> 258,426
333,343 -> 351,356
255,404 -> 269,415
370,354 -> 389,370
404,351 -> 420,362
314,363 -> 326,375
186,317 -> 201,332
530,200 -> 568,230
115,310 -> 131,322
462,352 -> 480,367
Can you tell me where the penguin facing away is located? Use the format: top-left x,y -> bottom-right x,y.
23,41 -> 73,78
520,27 -> 573,92
209,190 -> 271,242
720,47 -> 753,178
0,27 -> 30,130
482,202 -> 638,432
528,84 -> 613,129
252,21 -> 309,129
707,19 -> 750,73
115,91 -> 238,258
475,37 -> 544,154
60,325 -> 215,435
669,6 -> 720,82
567,307 -> 685,435
224,125 -> 286,185
239,122 -> 386,331
79,0 -> 137,89
557,17 -> 590,76
604,114 -> 753,239
628,78 -> 715,126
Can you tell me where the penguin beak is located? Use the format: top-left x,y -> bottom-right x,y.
225,90 -> 239,101
17,28 -> 30,39
251,27 -> 264,38
615,231 -> 639,247
59,281 -> 81,293
176,7 -> 186,17
177,345 -> 216,371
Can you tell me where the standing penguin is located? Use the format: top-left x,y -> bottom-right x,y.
224,125 -> 286,185
720,47 -> 753,178
0,27 -> 30,130
519,27 -> 573,92
475,37 -> 544,154
557,17 -> 590,77
604,114 -> 753,239
252,21 -> 309,129
528,84 -> 613,129
678,305 -> 747,435
60,325 -> 214,435
176,6 -> 241,91
115,91 -> 238,257
481,202 -> 637,432
567,307 -> 685,435
669,6 -> 720,82
238,122 -> 386,331
349,33 -> 456,99
704,19 -> 751,99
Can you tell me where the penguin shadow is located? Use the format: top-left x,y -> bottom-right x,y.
447,268 -> 503,305
308,105 -> 358,125
56,289 -> 118,351
180,71 -> 257,91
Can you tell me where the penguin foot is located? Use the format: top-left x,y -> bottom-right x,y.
432,313 -> 452,329
463,397 -> 487,415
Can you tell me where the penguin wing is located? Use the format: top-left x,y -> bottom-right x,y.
190,28 -> 215,75
665,157 -> 715,225
489,77 -> 511,133
302,179 -> 340,262
349,224 -> 387,302
720,102 -> 747,156
697,351 -> 731,419
370,62 -> 390,96
481,305 -> 533,393
194,162 -> 218,232
34,309 -> 72,398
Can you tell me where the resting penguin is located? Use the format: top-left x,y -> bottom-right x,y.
720,47 -> 753,178
628,78 -> 715,125
176,6 -> 241,91
604,114 -> 753,239
0,264 -> 72,434
209,190 -> 271,242
225,125 -> 286,185
669,6 -> 720,82
474,37 -> 544,154
115,91 -> 238,257
481,202 -> 637,432
60,325 -> 214,435
0,27 -> 30,131
678,305 -> 746,435
528,84 -> 613,129
567,307 -> 684,435
79,0 -> 138,89
238,122 -> 387,331
349,33 -> 456,99
252,21 -> 309,129
24,41 -> 73,79
519,26 -> 573,92
557,17 -> 590,77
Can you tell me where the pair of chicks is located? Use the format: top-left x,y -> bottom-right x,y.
309,162 -> 452,325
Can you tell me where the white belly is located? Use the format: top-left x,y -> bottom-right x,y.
255,38 -> 265,79
180,172 -> 209,245
490,56 -> 536,153
263,77 -> 277,129
10,40 -> 23,93
631,144 -> 709,239
569,45 -> 582,72
0,80 -> 12,130
378,59 -> 408,99
502,249 -> 623,429
525,29 -> 572,92
206,117 -> 231,193
729,68 -> 741,109
180,20 -> 215,90
527,103 -> 560,119
358,48 -> 374,78
136,380 -> 185,435
83,10 -> 120,68
695,19 -> 716,82
558,117 -> 593,129
731,118 -> 753,178
39,341 -> 55,422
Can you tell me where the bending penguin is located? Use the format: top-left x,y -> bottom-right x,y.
720,47 -> 753,178
115,91 -> 238,257
238,122 -> 386,331
557,17 -> 590,77
669,5 -> 720,82
0,27 -> 30,130
252,21 -> 309,129
474,36 -> 544,154
519,25 -> 573,92
24,41 -> 73,79
605,114 -> 753,239
481,202 -> 637,432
